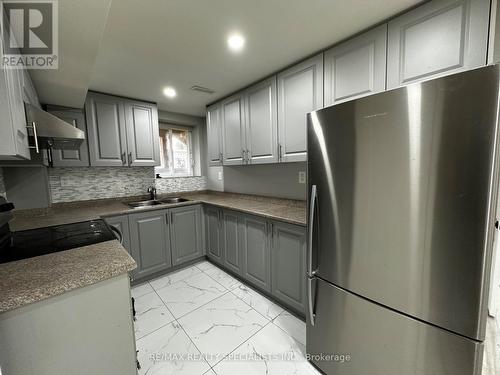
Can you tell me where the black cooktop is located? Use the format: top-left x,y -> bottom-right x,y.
0,219 -> 117,264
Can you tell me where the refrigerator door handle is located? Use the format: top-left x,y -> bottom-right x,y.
307,184 -> 318,326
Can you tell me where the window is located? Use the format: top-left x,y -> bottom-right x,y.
156,125 -> 194,177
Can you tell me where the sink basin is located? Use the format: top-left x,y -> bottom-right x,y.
126,197 -> 189,208
158,197 -> 189,204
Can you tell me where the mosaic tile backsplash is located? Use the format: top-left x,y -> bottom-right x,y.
49,167 -> 207,203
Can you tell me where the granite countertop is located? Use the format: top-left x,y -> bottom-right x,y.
0,240 -> 136,313
10,190 -> 307,231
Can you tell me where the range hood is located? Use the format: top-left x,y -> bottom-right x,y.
24,103 -> 85,150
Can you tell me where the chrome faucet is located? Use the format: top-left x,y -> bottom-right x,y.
147,186 -> 157,200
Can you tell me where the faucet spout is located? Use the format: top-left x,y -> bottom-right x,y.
147,186 -> 157,200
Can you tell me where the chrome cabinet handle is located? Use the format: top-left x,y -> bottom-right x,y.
307,184 -> 318,326
219,152 -> 223,163
128,152 -> 132,165
121,152 -> 126,165
246,149 -> 250,164
27,121 -> 40,153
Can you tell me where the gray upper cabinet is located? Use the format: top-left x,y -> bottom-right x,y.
104,215 -> 131,254
206,104 -> 223,166
244,76 -> 278,164
222,93 -> 246,165
124,100 -> 160,167
205,206 -> 224,264
48,108 -> 90,167
277,53 -> 324,163
324,24 -> 387,106
387,0 -> 490,89
271,221 -> 306,314
129,209 -> 171,279
222,210 -> 243,275
85,92 -> 128,167
169,205 -> 204,266
240,213 -> 271,291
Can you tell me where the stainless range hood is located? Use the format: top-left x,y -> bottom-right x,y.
24,103 -> 85,150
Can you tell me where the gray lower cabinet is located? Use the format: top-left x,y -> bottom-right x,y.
271,221 -> 307,313
169,205 -> 204,266
240,213 -> 271,292
222,210 -> 243,275
129,209 -> 172,279
104,215 -> 131,254
205,206 -> 223,265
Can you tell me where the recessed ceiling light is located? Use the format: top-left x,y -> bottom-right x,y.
163,87 -> 177,98
227,34 -> 245,52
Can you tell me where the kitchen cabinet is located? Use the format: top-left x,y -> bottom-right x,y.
244,76 -> 278,164
271,220 -> 307,313
205,206 -> 223,264
324,24 -> 387,106
21,70 -> 41,109
240,213 -> 271,292
104,214 -> 131,254
48,108 -> 90,167
129,209 -> 171,279
221,92 -> 246,165
206,104 -> 223,166
387,0 -> 490,89
85,92 -> 160,167
169,205 -> 204,266
222,210 -> 243,275
277,53 -> 323,163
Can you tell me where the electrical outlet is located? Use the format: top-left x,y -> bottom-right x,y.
218,171 -> 223,181
299,171 -> 306,184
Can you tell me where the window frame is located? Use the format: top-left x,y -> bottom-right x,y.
156,123 -> 195,178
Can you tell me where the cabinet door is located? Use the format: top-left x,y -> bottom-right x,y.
222,210 -> 243,275
104,215 -> 131,254
205,206 -> 223,265
387,0 -> 489,89
85,92 -> 128,167
49,109 -> 90,167
240,214 -> 271,291
124,100 -> 160,167
277,54 -> 323,163
271,221 -> 307,313
324,24 -> 387,106
245,76 -> 278,164
207,104 -> 223,166
129,210 -> 171,279
169,205 -> 204,266
21,70 -> 41,109
222,93 -> 246,165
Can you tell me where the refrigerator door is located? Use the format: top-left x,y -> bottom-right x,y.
306,278 -> 484,375
307,65 -> 500,340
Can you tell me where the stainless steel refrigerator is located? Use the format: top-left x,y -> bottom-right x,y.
306,65 -> 500,375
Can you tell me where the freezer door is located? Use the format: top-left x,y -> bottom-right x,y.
306,278 -> 483,375
307,65 -> 500,340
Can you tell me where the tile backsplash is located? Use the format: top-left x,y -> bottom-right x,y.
49,167 -> 207,203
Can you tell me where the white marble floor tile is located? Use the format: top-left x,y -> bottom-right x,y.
195,260 -> 217,272
232,284 -> 284,320
134,291 -> 175,339
273,311 -> 306,347
204,267 -> 242,290
179,292 -> 268,366
137,322 -> 210,375
149,266 -> 201,290
131,282 -> 154,299
156,272 -> 227,318
212,323 -> 319,375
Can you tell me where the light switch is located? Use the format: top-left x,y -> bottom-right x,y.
299,171 -> 306,184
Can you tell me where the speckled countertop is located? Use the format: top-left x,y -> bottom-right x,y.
10,191 -> 307,231
0,240 -> 136,313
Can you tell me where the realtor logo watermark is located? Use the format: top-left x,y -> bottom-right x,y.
1,0 -> 58,69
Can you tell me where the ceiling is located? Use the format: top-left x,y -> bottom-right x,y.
33,0 -> 422,116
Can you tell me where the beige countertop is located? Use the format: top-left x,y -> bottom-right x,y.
0,240 -> 136,313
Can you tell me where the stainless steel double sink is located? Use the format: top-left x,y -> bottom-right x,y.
126,197 -> 189,208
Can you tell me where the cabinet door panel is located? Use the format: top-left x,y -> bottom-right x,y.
129,210 -> 171,279
277,54 -> 323,163
85,92 -> 127,166
245,76 -> 278,164
125,101 -> 160,167
271,221 -> 306,313
240,214 -> 271,291
170,205 -> 203,266
222,210 -> 243,274
49,109 -> 90,167
222,94 -> 245,165
324,24 -> 387,105
387,0 -> 489,88
205,206 -> 223,264
207,104 -> 223,166
104,215 -> 131,254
